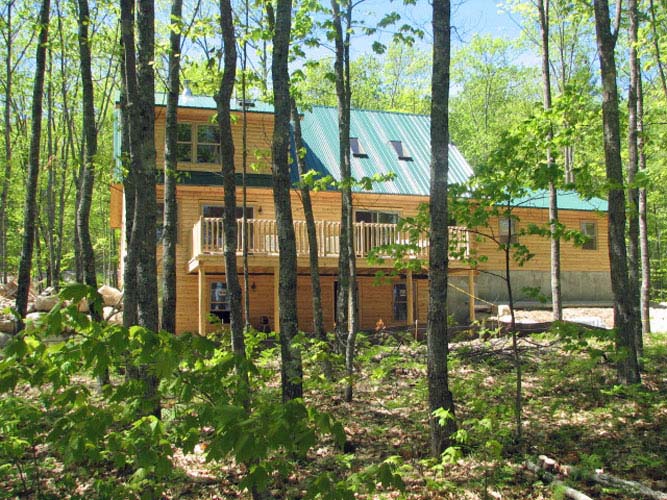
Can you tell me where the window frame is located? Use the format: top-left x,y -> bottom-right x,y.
175,122 -> 223,165
195,124 -> 221,164
350,137 -> 368,158
498,216 -> 518,245
581,221 -> 597,250
389,140 -> 412,161
176,122 -> 193,163
354,209 -> 399,225
393,283 -> 408,321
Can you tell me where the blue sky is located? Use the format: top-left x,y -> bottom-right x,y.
346,0 -> 526,56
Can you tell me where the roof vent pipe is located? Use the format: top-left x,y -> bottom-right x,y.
182,80 -> 193,97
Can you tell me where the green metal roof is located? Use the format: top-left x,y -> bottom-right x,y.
154,92 -> 275,114
299,106 -> 474,196
511,190 -> 608,212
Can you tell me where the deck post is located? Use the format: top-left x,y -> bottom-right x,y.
468,269 -> 476,324
406,270 -> 414,325
198,264 -> 206,335
273,265 -> 280,333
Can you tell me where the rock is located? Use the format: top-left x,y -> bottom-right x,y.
497,304 -> 511,317
0,318 -> 15,333
34,294 -> 58,312
103,306 -> 123,325
0,332 -> 11,347
98,285 -> 123,308
77,299 -> 90,313
25,312 -> 46,329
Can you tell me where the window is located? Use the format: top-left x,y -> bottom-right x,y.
350,137 -> 367,158
355,210 -> 399,225
202,205 -> 253,220
197,124 -> 221,164
210,281 -> 230,323
176,123 -> 222,164
499,216 -> 517,245
176,123 -> 193,162
393,283 -> 408,321
389,140 -> 412,161
581,221 -> 597,250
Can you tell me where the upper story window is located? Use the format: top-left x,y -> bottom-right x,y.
499,216 -> 518,245
176,123 -> 221,164
389,140 -> 412,161
350,137 -> 367,158
197,125 -> 221,164
177,123 -> 193,162
581,221 -> 597,250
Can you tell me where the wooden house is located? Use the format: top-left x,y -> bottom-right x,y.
110,95 -> 611,334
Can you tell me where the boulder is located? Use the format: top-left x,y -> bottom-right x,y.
0,319 -> 15,334
0,332 -> 11,348
77,299 -> 90,313
25,312 -> 46,327
103,306 -> 123,325
34,294 -> 58,312
98,285 -> 123,308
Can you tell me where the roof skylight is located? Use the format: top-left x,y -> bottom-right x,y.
350,137 -> 367,158
390,140 -> 412,161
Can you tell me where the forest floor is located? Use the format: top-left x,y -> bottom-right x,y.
3,329 -> 667,499
167,332 -> 667,499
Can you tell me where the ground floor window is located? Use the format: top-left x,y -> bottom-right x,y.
581,221 -> 597,250
210,281 -> 230,323
393,283 -> 408,321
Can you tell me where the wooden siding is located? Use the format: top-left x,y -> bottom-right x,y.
110,184 -> 123,229
474,208 -> 610,272
153,106 -> 273,174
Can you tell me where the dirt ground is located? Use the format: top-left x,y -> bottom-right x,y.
499,303 -> 667,332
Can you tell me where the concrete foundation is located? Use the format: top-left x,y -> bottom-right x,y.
475,270 -> 613,305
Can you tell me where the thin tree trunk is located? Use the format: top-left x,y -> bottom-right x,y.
161,0 -> 182,334
215,0 -> 245,359
537,0 -> 562,321
592,0 -> 641,385
627,0 -> 643,356
270,0 -> 303,402
637,57 -> 650,338
428,0 -> 456,457
291,98 -> 332,379
77,0 -> 99,301
241,1 -> 251,330
15,0 -> 50,326
331,0 -> 358,402
0,0 -> 12,284
45,47 -> 56,288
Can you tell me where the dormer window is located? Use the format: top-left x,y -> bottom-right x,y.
390,140 -> 412,161
350,137 -> 367,158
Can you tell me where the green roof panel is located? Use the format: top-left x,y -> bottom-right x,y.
300,106 -> 474,196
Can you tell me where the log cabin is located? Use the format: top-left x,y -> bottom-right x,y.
110,94 -> 611,334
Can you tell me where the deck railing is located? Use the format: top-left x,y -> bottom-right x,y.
192,217 -> 469,261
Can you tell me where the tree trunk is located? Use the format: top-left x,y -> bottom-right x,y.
120,0 -> 160,416
637,56 -> 650,339
215,0 -> 245,359
592,0 -> 641,385
0,0 -> 12,284
627,0 -> 643,356
536,0 -> 562,321
271,0 -> 303,402
291,98 -> 332,379
15,0 -> 50,326
77,0 -> 99,302
161,0 -> 182,334
428,0 -> 456,457
331,0 -> 358,402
